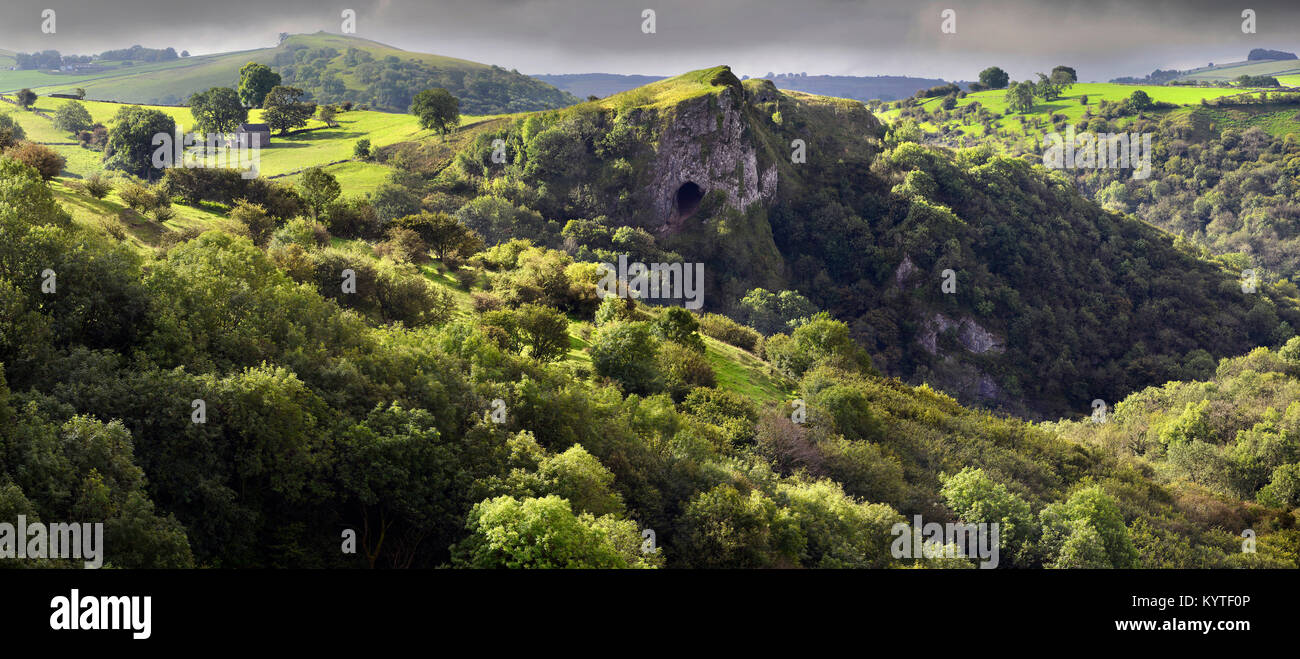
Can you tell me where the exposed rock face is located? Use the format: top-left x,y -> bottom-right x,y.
918,313 -> 1005,355
894,255 -> 918,287
647,83 -> 778,234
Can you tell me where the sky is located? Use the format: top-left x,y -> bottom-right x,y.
3,0 -> 1300,82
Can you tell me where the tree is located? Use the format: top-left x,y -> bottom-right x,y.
1034,73 -> 1065,101
104,105 -> 177,180
52,100 -> 93,134
5,142 -> 65,179
354,138 -> 371,160
16,88 -> 37,109
262,86 -> 316,135
369,182 -> 421,223
0,112 -> 27,148
1005,81 -> 1036,113
653,306 -> 705,352
392,211 -> 481,260
189,87 -> 248,134
318,105 -> 338,128
1050,65 -> 1078,84
1038,486 -> 1138,568
451,495 -> 658,569
237,62 -> 281,108
739,288 -> 818,335
299,167 -> 341,219
764,314 -> 874,379
1128,89 -> 1153,111
589,321 -> 662,395
513,303 -> 571,362
231,200 -> 275,245
940,467 -> 1036,565
978,66 -> 1009,90
411,88 -> 460,134
73,88 -> 86,100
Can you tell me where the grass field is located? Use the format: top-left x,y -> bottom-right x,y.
0,94 -> 489,182
1177,58 -> 1300,82
879,82 -> 1292,139
0,33 -> 498,106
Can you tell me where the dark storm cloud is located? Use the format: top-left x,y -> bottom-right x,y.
2,0 -> 1299,81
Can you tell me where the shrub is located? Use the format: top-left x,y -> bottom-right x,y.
118,180 -> 156,210
376,226 -> 427,263
0,112 -> 27,146
471,292 -> 504,312
151,205 -> 176,223
324,197 -> 383,239
271,217 -> 330,250
589,321 -> 662,395
53,101 -> 94,134
231,200 -> 275,246
653,306 -> 705,352
658,341 -> 715,400
698,312 -> 762,351
82,173 -> 113,199
5,142 -> 65,179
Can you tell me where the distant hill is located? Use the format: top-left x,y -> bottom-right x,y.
1110,50 -> 1300,84
1249,48 -> 1297,61
0,33 -> 577,114
763,74 -> 960,101
531,72 -> 956,102
531,73 -> 668,99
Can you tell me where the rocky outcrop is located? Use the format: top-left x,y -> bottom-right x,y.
894,255 -> 918,287
647,77 -> 778,234
918,313 -> 1005,355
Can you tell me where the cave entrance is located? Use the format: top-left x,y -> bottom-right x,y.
675,182 -> 703,220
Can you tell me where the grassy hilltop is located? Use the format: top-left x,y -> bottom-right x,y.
0,33 -> 577,113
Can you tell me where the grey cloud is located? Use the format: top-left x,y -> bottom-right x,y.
1,0 -> 1298,81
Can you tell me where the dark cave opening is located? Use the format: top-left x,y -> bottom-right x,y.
675,181 -> 703,219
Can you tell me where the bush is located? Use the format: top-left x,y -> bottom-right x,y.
653,306 -> 705,352
376,226 -> 427,263
471,292 -> 504,312
325,197 -> 383,239
658,341 -> 715,399
4,142 -> 65,179
698,312 -> 762,352
53,101 -> 94,134
82,173 -> 113,199
231,200 -> 275,246
513,303 -> 571,362
0,112 -> 27,147
594,295 -> 635,326
271,217 -> 330,250
354,138 -> 371,160
151,205 -> 176,223
118,180 -> 156,210
589,321 -> 662,395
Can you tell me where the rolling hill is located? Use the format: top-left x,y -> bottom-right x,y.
1176,58 -> 1300,83
5,57 -> 1300,569
0,33 -> 577,114
386,67 -> 1300,419
532,71 -> 959,102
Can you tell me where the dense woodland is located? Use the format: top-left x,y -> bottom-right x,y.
2,64 -> 1299,569
270,44 -> 577,115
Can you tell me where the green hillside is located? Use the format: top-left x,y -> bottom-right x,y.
880,82 -> 1262,139
383,67 -> 1300,421
0,33 -> 577,114
0,92 -> 511,194
1177,59 -> 1300,83
4,61 -> 1300,570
